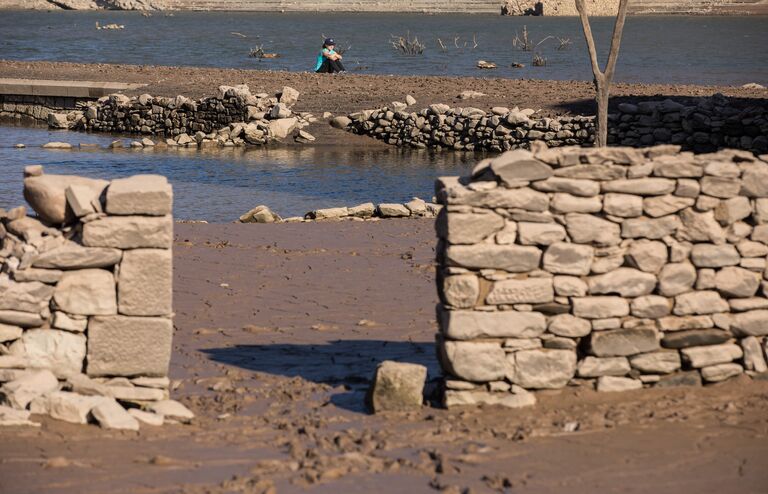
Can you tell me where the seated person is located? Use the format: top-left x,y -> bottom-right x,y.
315,38 -> 346,73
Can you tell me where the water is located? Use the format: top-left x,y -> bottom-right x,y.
0,11 -> 766,85
0,126 -> 476,222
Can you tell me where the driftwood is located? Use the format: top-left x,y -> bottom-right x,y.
575,0 -> 630,147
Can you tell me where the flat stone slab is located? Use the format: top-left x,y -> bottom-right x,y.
0,78 -> 146,98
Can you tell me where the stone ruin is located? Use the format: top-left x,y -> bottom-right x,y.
435,145 -> 768,408
0,167 -> 192,429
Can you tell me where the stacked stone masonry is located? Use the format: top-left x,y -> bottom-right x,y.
435,145 -> 768,408
0,167 -> 192,429
342,93 -> 767,155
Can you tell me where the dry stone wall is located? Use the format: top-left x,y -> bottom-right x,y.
341,93 -> 768,155
0,167 -> 192,429
435,145 -> 768,408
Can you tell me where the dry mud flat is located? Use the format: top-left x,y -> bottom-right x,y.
1,220 -> 767,494
1,60 -> 766,118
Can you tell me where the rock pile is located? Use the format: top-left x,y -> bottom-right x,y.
48,85 -> 315,147
0,166 -> 191,429
238,198 -> 442,223
435,145 -> 768,408
340,94 -> 767,155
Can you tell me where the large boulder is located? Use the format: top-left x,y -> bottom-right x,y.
24,174 -> 109,224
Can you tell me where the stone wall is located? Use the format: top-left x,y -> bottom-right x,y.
0,167 -> 191,429
0,94 -> 87,125
341,93 -> 768,155
435,145 -> 768,408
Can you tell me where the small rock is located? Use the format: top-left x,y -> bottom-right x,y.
368,361 -> 427,412
148,400 -> 194,421
92,399 -> 140,430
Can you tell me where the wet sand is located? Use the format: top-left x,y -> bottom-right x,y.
1,220 -> 767,493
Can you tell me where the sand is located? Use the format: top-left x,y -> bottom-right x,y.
1,220 -> 767,493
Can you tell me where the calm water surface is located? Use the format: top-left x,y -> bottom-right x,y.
0,126 -> 476,222
0,12 -> 766,85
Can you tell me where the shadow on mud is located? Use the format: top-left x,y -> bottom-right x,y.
202,339 -> 440,412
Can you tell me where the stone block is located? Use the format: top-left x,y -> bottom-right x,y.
106,175 -> 172,216
542,242 -> 593,275
714,266 -> 760,298
0,281 -> 53,314
626,240 -> 667,273
509,349 -> 576,389
673,290 -> 729,315
643,195 -> 695,218
517,222 -> 566,245
368,361 -> 427,412
32,241 -> 122,270
532,177 -> 599,196
629,351 -> 681,374
631,295 -> 672,318
691,244 -> 740,268
553,276 -> 587,296
741,336 -> 768,373
87,316 -> 173,377
714,197 -> 751,226
588,328 -> 659,357
52,312 -> 88,332
700,363 -> 743,382
91,398 -> 140,430
82,215 -> 172,249
16,329 -> 86,378
730,310 -> 768,336
54,269 -> 116,316
446,244 -> 541,272
442,274 -> 480,308
24,174 -> 108,224
603,193 -> 643,217
573,297 -> 630,319
47,391 -> 107,424
0,324 -> 22,343
621,216 -> 681,239
577,356 -> 631,377
661,329 -> 731,348
587,268 -> 657,297
65,184 -> 99,217
13,268 -> 63,284
444,389 -> 536,408
658,262 -> 697,296
436,211 -> 504,244
440,309 -> 546,340
377,203 -> 410,217
548,313 -> 591,337
439,340 -> 506,382
148,400 -> 195,420
118,249 -> 172,316
488,150 -> 553,185
565,213 -> 621,246
655,371 -> 702,388
681,343 -> 742,368
0,369 -> 59,409
551,193 -> 602,214
486,277 -> 553,305
596,376 -> 643,392
602,178 -> 676,195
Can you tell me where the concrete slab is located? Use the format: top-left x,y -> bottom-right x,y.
0,78 -> 146,98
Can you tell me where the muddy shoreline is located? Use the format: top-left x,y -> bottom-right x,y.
0,220 -> 767,493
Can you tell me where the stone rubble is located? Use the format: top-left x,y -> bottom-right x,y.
435,146 -> 768,407
239,198 -> 442,223
0,166 -> 192,430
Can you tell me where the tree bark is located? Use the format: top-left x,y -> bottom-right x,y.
575,0 -> 630,147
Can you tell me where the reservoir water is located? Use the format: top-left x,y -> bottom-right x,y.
0,126 -> 476,222
0,12 -> 766,85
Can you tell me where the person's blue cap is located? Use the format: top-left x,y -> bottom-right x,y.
324,38 -> 335,46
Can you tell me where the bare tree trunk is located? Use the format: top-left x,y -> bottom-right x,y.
575,0 -> 629,147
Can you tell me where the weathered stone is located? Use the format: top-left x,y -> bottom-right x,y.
24,174 -> 108,224
741,164 -> 768,197
0,405 -> 38,426
128,409 -> 164,426
348,203 -> 376,218
565,214 -> 621,246
47,391 -> 107,424
675,179 -> 701,198
503,338 -> 542,351
730,310 -> 768,336
32,241 -> 122,270
91,398 -> 140,431
368,361 -> 427,412
542,242 -> 593,275
437,211 -> 504,244
486,277 -> 553,305
621,216 -> 681,239
489,150 -> 553,185
312,207 -> 348,219
87,316 -> 173,377
440,341 -> 506,382
662,329 -> 730,350
730,297 -> 768,311
509,349 -> 576,389
446,244 -> 541,272
118,249 -> 172,316
714,197 -> 751,226
653,160 -> 703,178
441,309 -> 546,340
700,363 -> 743,382
551,193 -> 602,214
442,274 -> 479,308
643,195 -> 695,218
631,295 -> 672,318
82,215 -> 172,249
377,203 -> 410,217
690,244 -> 740,267
0,369 -> 58,409
13,268 -> 63,284
602,178 -> 676,196
658,315 -> 714,331
676,209 -> 726,244
52,312 -> 87,332
54,269 -> 116,316
0,310 -> 44,328
741,336 -> 767,372
681,343 -> 742,368
0,323 -> 22,343
588,268 -> 657,297
655,371 -> 702,388
596,376 -> 643,392
577,356 -> 630,377
268,117 -> 299,139
439,180 -> 549,211
700,176 -> 741,198
658,262 -> 696,296
714,266 -> 760,298
0,281 -> 53,314
737,240 -> 768,258
625,240 -> 667,274
629,351 -> 681,374
589,328 -> 659,357
64,184 -> 99,217
590,245 -> 626,274
554,164 -> 626,180
130,376 -> 170,389
603,193 -> 643,217
106,175 -> 172,216
148,400 -> 195,420
15,329 -> 86,378
573,297 -> 630,319
548,314 -> 591,337
553,276 -> 587,296
532,177 -> 599,197
444,389 -> 536,408
517,222 -> 566,245
673,290 -> 729,315
239,205 -> 281,223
